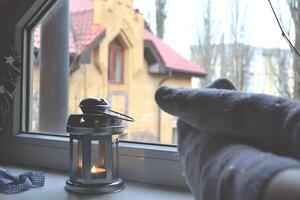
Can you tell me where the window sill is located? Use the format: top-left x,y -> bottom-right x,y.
1,133 -> 188,188
0,165 -> 193,200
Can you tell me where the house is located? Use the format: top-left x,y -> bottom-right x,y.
34,0 -> 206,144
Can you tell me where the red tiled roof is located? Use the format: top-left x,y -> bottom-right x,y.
70,0 -> 93,12
69,9 -> 105,53
34,0 -> 104,54
144,29 -> 206,76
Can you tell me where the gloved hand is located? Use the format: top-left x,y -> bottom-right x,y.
155,78 -> 300,200
155,78 -> 300,159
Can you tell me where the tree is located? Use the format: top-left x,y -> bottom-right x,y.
155,0 -> 167,39
270,48 -> 293,98
287,0 -> 300,99
191,0 -> 218,85
228,0 -> 253,90
266,2 -> 293,98
191,0 -> 253,89
218,34 -> 230,78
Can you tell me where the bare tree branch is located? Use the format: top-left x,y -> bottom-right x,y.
286,0 -> 300,98
191,0 -> 218,85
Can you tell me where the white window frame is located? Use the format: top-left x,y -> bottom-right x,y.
0,0 -> 187,189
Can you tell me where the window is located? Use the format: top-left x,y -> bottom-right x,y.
108,38 -> 124,84
2,0 -> 297,189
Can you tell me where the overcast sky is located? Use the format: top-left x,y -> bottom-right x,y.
134,0 -> 293,59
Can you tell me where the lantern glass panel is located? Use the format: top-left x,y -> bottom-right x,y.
71,138 -> 83,182
91,139 -> 107,179
112,136 -> 119,178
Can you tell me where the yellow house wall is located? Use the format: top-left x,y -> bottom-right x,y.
127,58 -> 192,144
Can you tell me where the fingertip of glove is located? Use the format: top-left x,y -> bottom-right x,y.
207,78 -> 236,90
155,86 -> 173,107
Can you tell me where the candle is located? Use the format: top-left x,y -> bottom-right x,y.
91,166 -> 106,174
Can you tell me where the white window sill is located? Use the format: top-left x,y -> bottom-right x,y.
2,133 -> 188,188
0,165 -> 193,200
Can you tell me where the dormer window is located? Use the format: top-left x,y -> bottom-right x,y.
108,38 -> 124,84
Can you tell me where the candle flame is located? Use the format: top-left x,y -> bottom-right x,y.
91,166 -> 96,173
91,166 -> 106,173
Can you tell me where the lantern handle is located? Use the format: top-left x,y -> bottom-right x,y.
107,109 -> 135,122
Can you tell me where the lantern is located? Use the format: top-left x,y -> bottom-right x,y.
65,98 -> 134,193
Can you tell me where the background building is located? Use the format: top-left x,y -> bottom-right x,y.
33,0 -> 206,144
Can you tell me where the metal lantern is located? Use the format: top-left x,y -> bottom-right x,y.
65,98 -> 134,193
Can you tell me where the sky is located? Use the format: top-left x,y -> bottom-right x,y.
134,0 -> 293,59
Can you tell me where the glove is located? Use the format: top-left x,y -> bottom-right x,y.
155,78 -> 300,159
155,78 -> 300,200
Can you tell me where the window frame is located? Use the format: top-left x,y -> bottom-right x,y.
0,0 -> 187,189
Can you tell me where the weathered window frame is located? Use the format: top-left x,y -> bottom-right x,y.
108,39 -> 125,84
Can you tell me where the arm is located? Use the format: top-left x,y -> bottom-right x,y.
176,119 -> 300,200
155,78 -> 300,200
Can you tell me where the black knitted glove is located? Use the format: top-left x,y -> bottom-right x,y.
155,78 -> 300,159
155,78 -> 300,200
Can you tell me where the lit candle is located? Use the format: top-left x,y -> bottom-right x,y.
91,166 -> 106,174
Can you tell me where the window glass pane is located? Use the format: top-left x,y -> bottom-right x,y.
28,0 -> 296,145
108,48 -> 114,82
114,50 -> 123,83
71,139 -> 82,180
